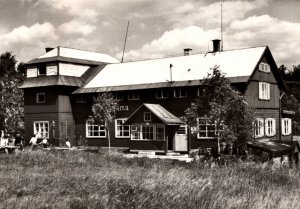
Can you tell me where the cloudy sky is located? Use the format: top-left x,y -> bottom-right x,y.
0,0 -> 299,68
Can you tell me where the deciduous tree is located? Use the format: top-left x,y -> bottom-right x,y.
0,52 -> 24,134
89,92 -> 119,153
183,66 -> 254,157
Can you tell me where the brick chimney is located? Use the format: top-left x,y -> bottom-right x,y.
184,48 -> 192,56
212,39 -> 221,52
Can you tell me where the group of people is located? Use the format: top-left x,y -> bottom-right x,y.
0,130 -> 24,151
1,131 -> 72,152
29,133 -> 71,149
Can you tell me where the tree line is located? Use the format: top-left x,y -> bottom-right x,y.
0,52 -> 25,134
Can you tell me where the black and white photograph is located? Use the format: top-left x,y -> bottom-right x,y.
0,0 -> 300,208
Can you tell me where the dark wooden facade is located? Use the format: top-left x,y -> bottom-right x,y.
21,46 -> 292,151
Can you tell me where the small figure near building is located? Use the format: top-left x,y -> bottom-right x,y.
29,134 -> 39,149
14,133 -> 24,151
65,139 -> 71,148
40,137 -> 49,148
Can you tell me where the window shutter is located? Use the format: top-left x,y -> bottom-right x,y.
271,118 -> 276,136
266,83 -> 270,100
259,82 -> 263,99
287,119 -> 291,135
259,119 -> 264,137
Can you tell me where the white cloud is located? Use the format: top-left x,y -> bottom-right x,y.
226,14 -> 300,67
122,26 -> 220,61
121,13 -> 300,68
0,22 -> 57,46
58,20 -> 96,36
169,0 -> 270,28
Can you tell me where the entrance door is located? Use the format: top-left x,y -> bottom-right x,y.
174,125 -> 188,151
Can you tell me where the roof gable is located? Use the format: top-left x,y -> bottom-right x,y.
125,103 -> 185,125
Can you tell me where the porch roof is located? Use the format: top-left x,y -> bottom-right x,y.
125,103 -> 185,126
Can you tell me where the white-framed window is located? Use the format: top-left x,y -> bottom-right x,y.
36,92 -> 46,103
259,82 -> 270,100
254,118 -> 264,138
282,118 -> 292,135
265,118 -> 276,136
197,118 -> 222,139
115,118 -> 130,138
115,93 -> 123,101
86,121 -> 106,138
174,88 -> 187,98
131,124 -> 165,141
128,92 -> 140,100
34,121 -> 49,138
76,96 -> 86,103
259,63 -> 270,73
144,112 -> 152,122
156,89 -> 168,99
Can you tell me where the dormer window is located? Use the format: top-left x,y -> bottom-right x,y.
259,63 -> 270,73
37,64 -> 46,76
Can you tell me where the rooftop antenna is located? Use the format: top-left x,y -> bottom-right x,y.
221,1 -> 223,51
121,21 -> 130,63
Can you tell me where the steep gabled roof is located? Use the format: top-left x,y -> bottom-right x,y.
125,103 -> 185,125
76,46 -> 266,93
27,46 -> 119,65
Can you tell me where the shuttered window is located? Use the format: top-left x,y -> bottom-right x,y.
265,118 -> 276,136
282,118 -> 292,135
254,118 -> 264,138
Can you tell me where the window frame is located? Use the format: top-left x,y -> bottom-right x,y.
33,121 -> 49,138
115,118 -> 130,138
156,89 -> 168,99
265,118 -> 276,137
37,64 -> 47,76
174,88 -> 187,98
254,118 -> 264,138
36,92 -> 46,104
144,112 -> 152,122
259,63 -> 270,73
86,121 -> 106,138
128,92 -> 140,100
75,96 -> 86,104
115,93 -> 124,101
131,124 -> 165,141
197,118 -> 221,139
259,82 -> 270,100
282,118 -> 292,136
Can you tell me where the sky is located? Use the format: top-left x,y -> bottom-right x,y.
0,0 -> 299,68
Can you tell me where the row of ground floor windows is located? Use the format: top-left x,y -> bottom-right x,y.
32,117 -> 292,140
253,118 -> 292,138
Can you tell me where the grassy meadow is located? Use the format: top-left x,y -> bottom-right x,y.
0,150 -> 299,209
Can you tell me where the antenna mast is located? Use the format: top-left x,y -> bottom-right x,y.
221,1 -> 223,51
121,21 -> 130,63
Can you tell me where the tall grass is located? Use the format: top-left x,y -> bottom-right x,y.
0,150 -> 299,209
